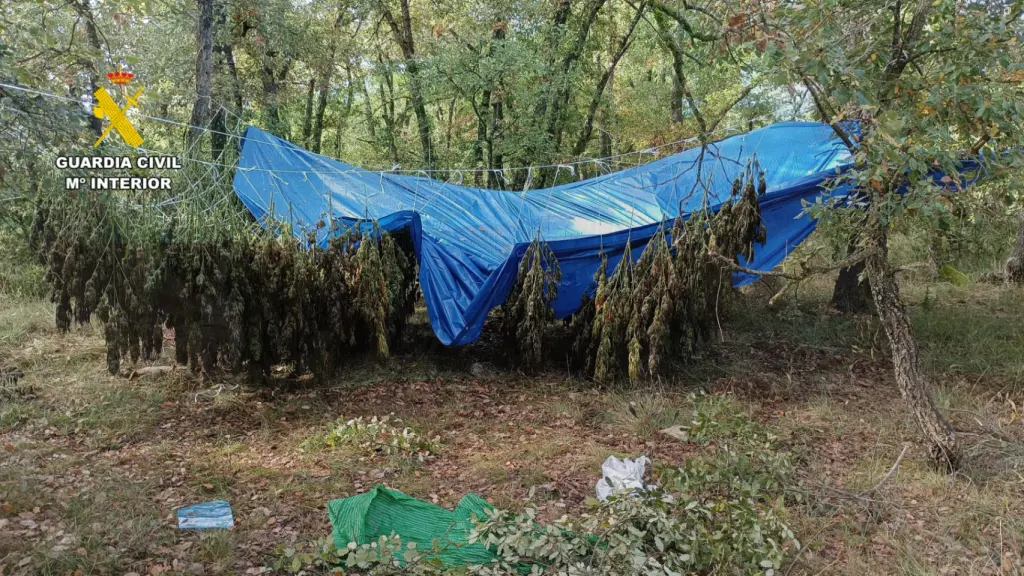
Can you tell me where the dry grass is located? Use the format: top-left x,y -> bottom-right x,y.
1,269 -> 1023,575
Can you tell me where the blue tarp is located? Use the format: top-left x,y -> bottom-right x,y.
233,122 -> 857,346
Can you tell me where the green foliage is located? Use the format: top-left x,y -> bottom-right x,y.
937,264 -> 970,287
275,394 -> 798,575
0,231 -> 47,299
273,444 -> 798,575
763,0 -> 1024,241
925,179 -> 1024,275
272,536 -> 450,575
669,393 -> 769,447
303,414 -> 437,460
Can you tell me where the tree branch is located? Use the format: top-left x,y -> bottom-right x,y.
861,443 -> 910,496
573,1 -> 647,156
650,0 -> 719,41
707,84 -> 755,133
802,76 -> 858,153
710,247 -> 877,306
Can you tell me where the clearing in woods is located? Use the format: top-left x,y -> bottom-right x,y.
1,272 -> 1023,575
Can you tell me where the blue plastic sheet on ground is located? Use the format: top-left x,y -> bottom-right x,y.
177,500 -> 235,530
231,122 -> 980,347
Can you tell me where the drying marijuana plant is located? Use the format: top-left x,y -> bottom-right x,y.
33,195 -> 418,379
497,235 -> 562,370
572,163 -> 767,383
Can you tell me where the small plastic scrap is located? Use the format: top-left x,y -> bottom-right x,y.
177,500 -> 235,530
595,455 -> 651,501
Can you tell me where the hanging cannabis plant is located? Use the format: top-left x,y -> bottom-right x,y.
498,235 -> 562,371
34,195 -> 419,380
571,162 -> 767,383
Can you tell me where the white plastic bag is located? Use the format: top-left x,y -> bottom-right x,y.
595,455 -> 651,501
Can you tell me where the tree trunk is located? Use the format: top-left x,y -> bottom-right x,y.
511,0 -> 583,190
261,54 -> 291,138
599,112 -> 612,158
361,76 -> 377,142
831,237 -> 872,313
378,59 -> 400,166
546,0 -> 607,153
213,2 -> 241,156
312,76 -> 329,154
187,0 -> 215,150
572,2 -> 644,157
1006,217 -> 1024,283
379,0 -> 437,172
335,67 -> 355,158
302,77 -> 315,147
70,0 -> 103,138
210,107 -> 227,161
488,90 -> 505,190
473,88 -> 490,187
655,12 -> 686,125
487,24 -> 506,190
865,222 -> 960,470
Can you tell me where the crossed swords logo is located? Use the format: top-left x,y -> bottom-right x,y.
93,85 -> 145,149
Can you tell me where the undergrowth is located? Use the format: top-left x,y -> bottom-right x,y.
277,393 -> 799,575
303,414 -> 438,460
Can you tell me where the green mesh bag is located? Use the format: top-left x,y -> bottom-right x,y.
328,486 -> 498,567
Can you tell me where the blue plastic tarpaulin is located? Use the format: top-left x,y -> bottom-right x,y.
232,122 -> 855,346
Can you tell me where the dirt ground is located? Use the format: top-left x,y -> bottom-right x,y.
1,278 -> 1023,575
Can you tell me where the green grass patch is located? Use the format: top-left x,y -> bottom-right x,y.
911,288 -> 1024,386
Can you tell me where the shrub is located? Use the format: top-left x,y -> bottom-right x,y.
303,414 -> 437,460
274,447 -> 799,575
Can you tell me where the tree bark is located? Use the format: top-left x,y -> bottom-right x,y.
211,2 -> 241,158
210,107 -> 227,161
69,0 -> 103,138
312,76 -> 329,154
1006,217 -> 1024,283
572,2 -> 645,157
334,66 -> 355,158
302,77 -> 315,147
655,11 -> 687,126
473,88 -> 490,187
513,0 -> 604,190
360,75 -> 377,142
546,0 -> 607,151
379,0 -> 437,172
260,52 -> 291,137
865,221 -> 961,470
807,0 -> 956,472
488,25 -> 507,190
488,87 -> 505,190
377,57 -> 400,166
831,237 -> 872,313
188,0 -> 215,150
